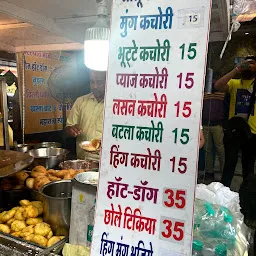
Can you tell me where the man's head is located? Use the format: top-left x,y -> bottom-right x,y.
245,56 -> 256,72
241,56 -> 256,79
90,71 -> 106,102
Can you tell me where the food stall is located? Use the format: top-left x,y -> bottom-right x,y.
0,0 -> 254,255
0,50 -> 100,254
0,65 -> 100,253
0,143 -> 100,255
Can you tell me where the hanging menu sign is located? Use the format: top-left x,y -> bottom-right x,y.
92,0 -> 211,255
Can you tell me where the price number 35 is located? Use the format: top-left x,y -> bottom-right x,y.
160,217 -> 185,243
163,188 -> 186,209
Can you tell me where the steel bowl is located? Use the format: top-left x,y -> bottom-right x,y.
34,142 -> 62,149
14,144 -> 33,153
59,159 -> 99,170
75,171 -> 99,186
28,148 -> 69,169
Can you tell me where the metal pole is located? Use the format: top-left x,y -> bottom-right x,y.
0,78 -> 10,149
22,54 -> 25,144
63,103 -> 67,129
16,52 -> 25,144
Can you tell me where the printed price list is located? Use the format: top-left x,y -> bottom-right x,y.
92,0 -> 212,255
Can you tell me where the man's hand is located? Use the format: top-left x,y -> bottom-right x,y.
65,125 -> 82,137
199,129 -> 204,149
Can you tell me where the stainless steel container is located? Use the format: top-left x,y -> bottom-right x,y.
69,172 -> 97,246
14,144 -> 33,153
28,148 -> 69,169
40,180 -> 72,236
34,142 -> 62,149
59,159 -> 99,170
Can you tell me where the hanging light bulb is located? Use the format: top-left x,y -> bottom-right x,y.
84,0 -> 110,71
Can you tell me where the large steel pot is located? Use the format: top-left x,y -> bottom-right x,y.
28,148 -> 69,169
40,180 -> 72,236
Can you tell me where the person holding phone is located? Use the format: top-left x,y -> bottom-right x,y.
214,56 -> 256,187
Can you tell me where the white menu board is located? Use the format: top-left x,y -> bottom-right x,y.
92,0 -> 211,255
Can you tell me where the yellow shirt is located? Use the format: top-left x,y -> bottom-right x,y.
228,78 -> 256,134
66,93 -> 104,159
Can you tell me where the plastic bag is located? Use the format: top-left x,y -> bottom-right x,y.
233,0 -> 256,21
196,182 -> 241,216
194,183 -> 253,255
63,243 -> 90,256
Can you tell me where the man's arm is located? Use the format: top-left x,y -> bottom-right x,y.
66,98 -> 83,137
214,68 -> 239,92
199,126 -> 204,149
214,61 -> 250,92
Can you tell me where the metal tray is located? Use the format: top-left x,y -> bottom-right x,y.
0,150 -> 34,178
0,232 -> 61,256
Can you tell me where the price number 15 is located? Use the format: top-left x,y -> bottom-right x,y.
177,73 -> 194,89
172,128 -> 190,145
180,43 -> 197,60
186,14 -> 200,24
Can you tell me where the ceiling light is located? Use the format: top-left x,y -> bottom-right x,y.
245,32 -> 249,35
84,0 -> 110,71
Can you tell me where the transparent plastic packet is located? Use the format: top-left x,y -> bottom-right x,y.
193,199 -> 252,256
233,0 -> 256,22
233,0 -> 256,15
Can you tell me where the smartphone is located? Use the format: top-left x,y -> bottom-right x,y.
240,62 -> 249,69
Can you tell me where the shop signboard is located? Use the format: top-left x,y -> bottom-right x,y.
24,52 -> 76,134
92,0 -> 212,255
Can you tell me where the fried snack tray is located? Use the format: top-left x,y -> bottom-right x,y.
0,150 -> 34,178
0,232 -> 64,256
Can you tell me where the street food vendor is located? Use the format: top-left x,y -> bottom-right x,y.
65,71 -> 106,159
